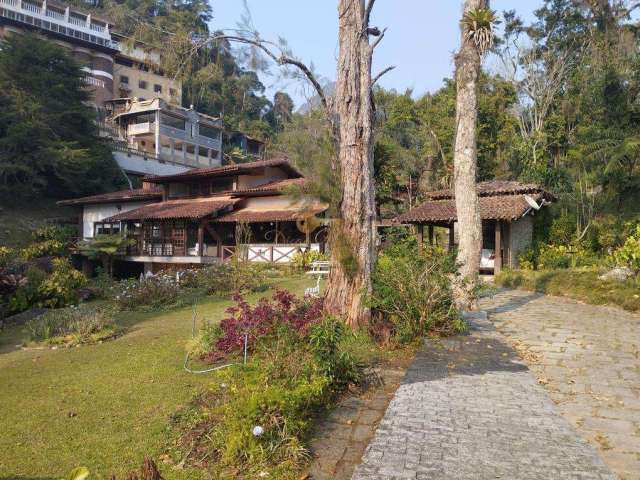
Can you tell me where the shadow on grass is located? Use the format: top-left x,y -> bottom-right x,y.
0,476 -> 57,480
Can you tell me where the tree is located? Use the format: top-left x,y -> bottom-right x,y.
0,33 -> 122,199
452,1 -> 495,308
78,234 -> 133,278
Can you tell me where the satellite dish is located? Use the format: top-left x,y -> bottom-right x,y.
524,195 -> 541,210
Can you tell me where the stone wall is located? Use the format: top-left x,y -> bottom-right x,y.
508,215 -> 533,268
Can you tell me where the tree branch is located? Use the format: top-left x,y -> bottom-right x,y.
208,34 -> 329,115
372,65 -> 395,86
364,0 -> 376,29
370,27 -> 387,51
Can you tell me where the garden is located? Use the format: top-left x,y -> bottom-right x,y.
495,211 -> 640,311
0,226 -> 463,479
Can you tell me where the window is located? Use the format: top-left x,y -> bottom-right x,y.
169,88 -> 177,97
186,144 -> 195,156
138,80 -> 147,89
154,84 -> 162,93
199,124 -> 220,140
160,112 -> 185,130
211,178 -> 232,193
120,75 -> 129,84
94,222 -> 121,236
198,146 -> 209,158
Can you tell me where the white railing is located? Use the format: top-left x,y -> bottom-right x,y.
45,8 -> 64,20
21,1 -> 41,14
68,15 -> 86,27
128,122 -> 153,136
0,0 -> 19,7
90,23 -> 105,32
245,244 -> 320,264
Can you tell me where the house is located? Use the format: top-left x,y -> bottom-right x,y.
58,158 -> 327,274
396,181 -> 556,273
105,98 -> 223,178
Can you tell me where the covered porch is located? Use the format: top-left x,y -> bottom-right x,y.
103,198 -> 327,265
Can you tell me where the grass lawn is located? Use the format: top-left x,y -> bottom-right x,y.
495,268 -> 640,312
0,275 -> 312,479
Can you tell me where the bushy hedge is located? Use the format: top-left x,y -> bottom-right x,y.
179,263 -> 269,297
368,243 -> 464,343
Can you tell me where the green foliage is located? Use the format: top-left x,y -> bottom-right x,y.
0,246 -> 14,268
368,243 -> 464,343
20,240 -> 66,260
171,314 -> 363,478
496,268 -> 640,312
462,8 -> 498,53
518,243 -> 602,271
8,267 -> 48,314
64,467 -> 90,480
114,275 -> 180,311
38,258 -> 87,308
78,234 -> 134,277
613,224 -> 640,274
18,225 -> 76,259
0,33 -> 122,199
179,263 -> 269,297
186,320 -> 223,358
25,304 -> 117,346
290,250 -> 328,270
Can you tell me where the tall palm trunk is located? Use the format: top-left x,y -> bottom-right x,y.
323,0 -> 377,327
453,0 -> 487,309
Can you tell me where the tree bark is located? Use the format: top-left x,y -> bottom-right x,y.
452,0 -> 486,309
323,0 -> 377,328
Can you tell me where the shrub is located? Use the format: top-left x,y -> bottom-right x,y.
179,263 -> 268,297
368,243 -> 463,343
20,239 -> 65,260
38,258 -> 87,308
172,297 -> 361,478
290,250 -> 327,270
7,267 -> 47,314
518,242 -> 602,271
114,275 -> 180,310
613,224 -> 640,275
202,290 -> 323,363
0,246 -> 14,268
25,304 -> 118,345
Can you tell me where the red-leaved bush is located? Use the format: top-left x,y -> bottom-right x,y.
203,289 -> 323,363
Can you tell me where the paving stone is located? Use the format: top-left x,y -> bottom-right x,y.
352,292 -> 618,480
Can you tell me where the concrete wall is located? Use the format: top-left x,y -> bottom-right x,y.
82,201 -> 149,239
113,150 -> 189,177
508,215 -> 533,268
114,61 -> 181,105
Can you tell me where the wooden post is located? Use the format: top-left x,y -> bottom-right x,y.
305,226 -> 311,248
448,224 -> 455,252
428,225 -> 434,245
418,224 -> 424,252
494,220 -> 502,275
197,222 -> 204,257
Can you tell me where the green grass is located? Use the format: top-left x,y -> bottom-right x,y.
0,275 -> 311,479
0,197 -> 77,248
495,268 -> 640,312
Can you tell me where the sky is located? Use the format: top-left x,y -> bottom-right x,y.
210,1 -> 543,109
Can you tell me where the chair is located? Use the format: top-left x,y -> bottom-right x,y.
304,261 -> 331,297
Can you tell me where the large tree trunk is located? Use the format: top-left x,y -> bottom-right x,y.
324,0 -> 377,328
452,0 -> 486,309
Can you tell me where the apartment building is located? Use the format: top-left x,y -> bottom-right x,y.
0,0 -> 181,107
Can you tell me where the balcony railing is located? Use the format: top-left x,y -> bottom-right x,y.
128,122 -> 153,136
45,8 -> 64,20
21,1 -> 40,14
68,15 -> 86,27
90,23 -> 105,32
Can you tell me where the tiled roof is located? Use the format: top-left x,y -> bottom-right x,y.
232,178 -> 307,196
143,158 -> 302,183
102,198 -> 239,222
57,188 -> 163,206
396,193 -> 548,224
424,181 -> 553,200
213,205 -> 327,223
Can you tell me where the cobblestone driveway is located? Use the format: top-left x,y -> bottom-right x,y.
483,290 -> 640,480
352,307 -> 617,479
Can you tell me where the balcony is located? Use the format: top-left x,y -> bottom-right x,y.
0,0 -> 117,51
127,122 -> 154,136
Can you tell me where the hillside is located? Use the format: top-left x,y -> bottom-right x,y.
0,198 -> 77,247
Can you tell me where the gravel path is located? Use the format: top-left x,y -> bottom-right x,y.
352,304 -> 617,480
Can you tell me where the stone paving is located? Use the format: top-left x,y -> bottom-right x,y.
307,365 -> 409,480
483,290 -> 640,480
352,308 -> 617,480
